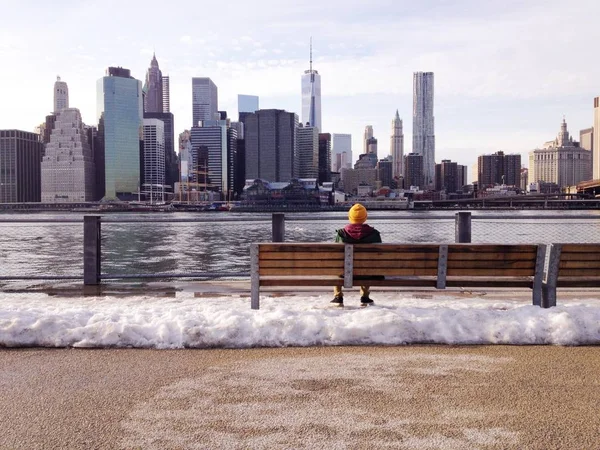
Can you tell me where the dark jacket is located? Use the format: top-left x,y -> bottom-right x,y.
335,224 -> 382,244
335,224 -> 383,280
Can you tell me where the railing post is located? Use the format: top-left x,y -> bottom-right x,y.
272,213 -> 285,242
83,215 -> 101,285
455,211 -> 472,243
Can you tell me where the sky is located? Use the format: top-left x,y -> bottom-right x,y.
1,292 -> 599,347
1,0 -> 600,175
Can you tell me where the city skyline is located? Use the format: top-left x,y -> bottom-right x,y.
1,0 -> 600,175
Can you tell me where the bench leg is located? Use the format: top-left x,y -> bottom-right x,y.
251,283 -> 260,310
250,244 -> 260,310
532,285 -> 542,307
541,285 -> 556,309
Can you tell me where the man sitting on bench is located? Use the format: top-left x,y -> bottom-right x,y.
331,203 -> 382,307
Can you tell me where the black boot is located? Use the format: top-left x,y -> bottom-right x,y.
330,295 -> 344,307
360,296 -> 374,307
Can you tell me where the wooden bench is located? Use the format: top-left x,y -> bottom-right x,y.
543,244 -> 600,308
250,243 -> 547,309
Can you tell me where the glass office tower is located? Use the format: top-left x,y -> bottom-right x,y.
97,67 -> 143,200
238,94 -> 259,114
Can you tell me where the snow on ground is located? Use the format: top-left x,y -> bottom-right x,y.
1,292 -> 600,348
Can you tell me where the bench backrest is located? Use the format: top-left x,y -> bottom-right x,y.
256,242 -> 542,279
556,244 -> 600,278
446,244 -> 539,277
256,243 -> 345,277
352,244 -> 440,276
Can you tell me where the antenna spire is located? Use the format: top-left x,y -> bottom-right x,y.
310,37 -> 312,72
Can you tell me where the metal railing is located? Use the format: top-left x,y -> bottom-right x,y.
1,212 -> 600,283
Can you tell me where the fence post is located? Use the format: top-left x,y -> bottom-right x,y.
272,213 -> 285,242
455,211 -> 472,243
83,215 -> 101,285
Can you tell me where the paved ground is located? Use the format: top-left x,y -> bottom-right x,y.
1,345 -> 599,449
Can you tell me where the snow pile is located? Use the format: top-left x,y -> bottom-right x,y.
1,293 -> 599,348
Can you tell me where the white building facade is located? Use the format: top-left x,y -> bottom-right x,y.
301,42 -> 322,131
529,118 -> 592,189
412,72 -> 435,189
41,108 -> 95,202
142,119 -> 166,201
390,110 -> 404,178
363,125 -> 373,154
54,76 -> 69,113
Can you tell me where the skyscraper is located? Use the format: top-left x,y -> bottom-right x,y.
404,153 -> 424,189
318,133 -> 331,184
301,39 -> 322,131
144,53 -> 164,113
594,97 -> 600,179
238,95 -> 259,114
42,108 -> 95,202
54,76 -> 69,113
412,72 -> 435,189
190,119 -> 237,197
144,112 -> 177,192
244,109 -> 298,182
580,127 -> 593,152
97,67 -> 143,200
331,133 -> 352,172
390,110 -> 404,179
162,76 -> 170,113
297,124 -> 319,178
366,137 -> 378,158
377,158 -> 393,188
363,126 -> 373,154
192,78 -> 218,126
0,130 -> 43,202
142,119 -> 166,201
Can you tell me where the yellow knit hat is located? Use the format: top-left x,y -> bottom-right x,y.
348,203 -> 367,224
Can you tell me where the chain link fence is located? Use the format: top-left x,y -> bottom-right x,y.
1,212 -> 600,282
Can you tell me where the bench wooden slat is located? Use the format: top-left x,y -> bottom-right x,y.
260,252 -> 345,261
447,252 -> 536,261
258,244 -> 343,252
365,277 -> 438,287
556,277 -> 600,287
448,244 -> 537,253
354,260 -> 439,269
259,260 -> 345,269
354,252 -> 440,260
352,244 -> 440,253
558,269 -> 600,277
260,278 -> 344,287
448,260 -> 536,269
260,268 -> 344,276
447,268 -> 535,276
354,268 -> 438,276
559,253 -> 600,261
557,244 -> 600,253
445,277 -> 534,288
559,261 -> 600,269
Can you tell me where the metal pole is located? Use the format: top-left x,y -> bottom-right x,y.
272,213 -> 285,242
83,215 -> 101,285
455,211 -> 472,243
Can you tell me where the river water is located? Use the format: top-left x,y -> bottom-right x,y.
0,210 -> 599,278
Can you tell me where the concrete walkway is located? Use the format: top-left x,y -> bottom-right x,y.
1,345 -> 599,449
